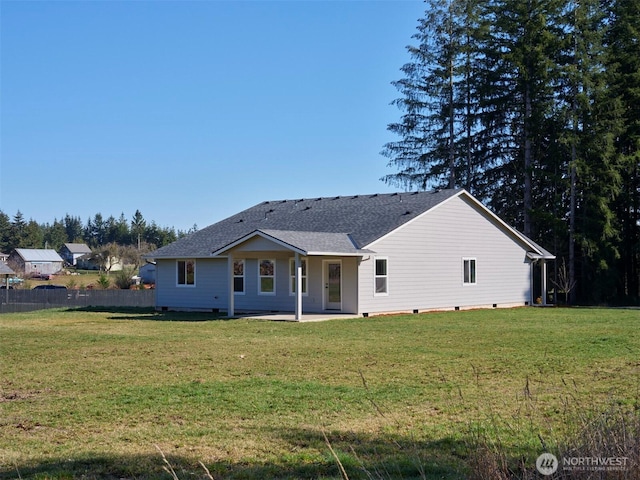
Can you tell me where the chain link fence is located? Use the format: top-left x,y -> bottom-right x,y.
0,289 -> 155,313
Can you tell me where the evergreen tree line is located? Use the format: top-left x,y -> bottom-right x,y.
0,209 -> 195,255
383,0 -> 639,304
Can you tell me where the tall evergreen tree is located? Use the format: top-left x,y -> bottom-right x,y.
64,214 -> 83,243
382,0 -> 640,304
476,0 -> 565,237
84,213 -> 106,247
10,211 -> 27,250
381,0 -> 481,192
23,220 -> 44,248
0,211 -> 11,253
553,0 -> 616,303
45,220 -> 69,251
131,210 -> 146,250
606,0 -> 640,301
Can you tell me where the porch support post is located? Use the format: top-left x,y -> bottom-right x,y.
530,261 -> 535,305
541,259 -> 548,306
227,253 -> 235,317
295,252 -> 302,320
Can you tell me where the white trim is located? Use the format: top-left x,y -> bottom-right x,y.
212,230 -> 306,256
305,251 -> 370,257
288,257 -> 308,296
233,258 -> 245,295
227,253 -> 234,317
176,259 -> 196,287
366,190 -> 555,259
462,257 -> 477,285
211,230 -> 371,257
365,193 -> 457,249
294,253 -> 302,320
322,259 -> 342,311
373,256 -> 389,296
258,258 -> 276,295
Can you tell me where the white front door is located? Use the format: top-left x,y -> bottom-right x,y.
323,260 -> 342,310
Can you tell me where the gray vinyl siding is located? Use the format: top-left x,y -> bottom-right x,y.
233,255 -> 358,314
155,255 -> 359,314
155,258 -> 228,310
358,195 -> 531,314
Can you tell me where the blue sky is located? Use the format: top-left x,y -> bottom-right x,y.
1,0 -> 425,232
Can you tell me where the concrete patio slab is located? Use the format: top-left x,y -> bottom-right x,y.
233,312 -> 362,322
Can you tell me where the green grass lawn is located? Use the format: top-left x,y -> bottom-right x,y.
0,307 -> 638,479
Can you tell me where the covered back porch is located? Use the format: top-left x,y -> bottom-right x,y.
212,229 -> 370,320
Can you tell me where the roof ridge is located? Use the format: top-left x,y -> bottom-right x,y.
258,188 -> 461,205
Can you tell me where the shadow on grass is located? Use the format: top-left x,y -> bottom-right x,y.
274,426 -> 467,480
2,427 -> 469,480
66,306 -> 231,322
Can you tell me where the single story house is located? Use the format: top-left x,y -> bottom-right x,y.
59,243 -> 92,266
139,262 -> 156,284
147,189 -> 555,319
8,249 -> 64,277
76,254 -> 124,272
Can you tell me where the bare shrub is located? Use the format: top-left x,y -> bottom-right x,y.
113,266 -> 136,289
467,400 -> 640,479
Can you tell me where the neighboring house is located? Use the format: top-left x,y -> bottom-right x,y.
0,252 -> 9,264
146,189 -> 555,319
8,249 -> 64,276
59,243 -> 92,266
139,262 -> 156,284
76,253 -> 124,271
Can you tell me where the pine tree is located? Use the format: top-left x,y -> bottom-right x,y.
64,214 -> 83,243
476,0 -> 565,237
23,220 -> 44,249
381,0 -> 639,304
381,0 -> 481,191
606,0 -> 640,301
131,210 -> 146,250
554,0 -> 615,303
10,211 -> 27,250
45,220 -> 69,251
0,211 -> 11,253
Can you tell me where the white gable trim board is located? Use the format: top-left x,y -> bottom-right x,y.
150,190 -> 555,318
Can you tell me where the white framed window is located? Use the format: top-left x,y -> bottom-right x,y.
463,258 -> 477,285
374,257 -> 388,295
258,259 -> 275,295
177,259 -> 195,286
289,257 -> 308,295
233,259 -> 245,294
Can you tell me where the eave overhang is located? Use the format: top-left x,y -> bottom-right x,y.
211,229 -> 373,257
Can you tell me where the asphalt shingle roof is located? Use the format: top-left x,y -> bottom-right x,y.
215,230 -> 371,256
149,189 -> 462,258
